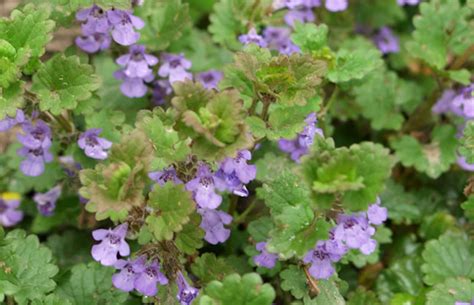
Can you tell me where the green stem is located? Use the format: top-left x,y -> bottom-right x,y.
234,199 -> 258,224
319,86 -> 339,118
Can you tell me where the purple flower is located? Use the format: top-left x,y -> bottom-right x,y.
18,147 -> 54,176
253,242 -> 278,269
367,197 -> 388,225
107,9 -> 145,46
91,223 -> 130,266
0,109 -> 24,132
263,26 -> 300,55
373,27 -> 400,54
334,214 -> 376,255
59,155 -> 82,177
214,169 -> 249,197
148,167 -> 183,186
158,53 -> 193,83
198,208 -> 232,245
152,80 -> 173,105
76,5 -> 110,35
116,45 -> 158,78
214,150 -> 256,197
112,256 -> 146,292
221,150 -> 257,184
432,89 -> 457,115
0,193 -> 23,227
78,128 -> 112,160
114,69 -> 155,98
17,120 -> 53,177
33,185 -> 61,217
397,0 -> 420,5
17,119 -> 52,149
279,113 -> 323,162
325,0 -> 348,11
134,260 -> 168,296
176,271 -> 199,305
451,84 -> 474,119
284,7 -> 315,27
186,165 -> 222,209
303,243 -> 339,279
281,0 -> 321,8
457,156 -> 474,172
239,28 -> 268,48
76,33 -> 112,53
196,70 -> 223,90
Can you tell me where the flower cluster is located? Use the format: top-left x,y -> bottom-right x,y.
253,242 -> 279,269
33,185 -> 62,216
304,198 -> 387,279
78,128 -> 112,160
158,53 -> 193,84
17,119 -> 53,177
114,45 -> 158,98
92,223 -> 130,266
181,151 -> 256,245
0,193 -> 23,227
456,299 -> 474,305
112,256 -> 168,296
279,113 -> 323,162
75,5 -> 144,53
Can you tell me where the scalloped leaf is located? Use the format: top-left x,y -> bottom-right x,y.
146,182 -> 195,241
31,55 -> 101,115
0,230 -> 58,305
422,232 -> 474,285
199,273 -> 275,305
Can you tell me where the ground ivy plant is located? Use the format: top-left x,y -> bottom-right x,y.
0,0 -> 473,304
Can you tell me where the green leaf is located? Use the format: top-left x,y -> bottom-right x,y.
280,265 -> 308,299
46,230 -> 93,269
462,196 -> 474,222
353,69 -> 413,130
448,69 -> 471,85
223,50 -> 326,106
377,255 -> 424,298
80,130 -> 153,221
422,232 -> 474,285
169,29 -> 233,72
303,280 -> 345,305
135,0 -> 191,51
380,180 -> 421,224
50,0 -> 131,11
31,196 -> 81,234
175,213 -> 205,255
0,81 -> 24,120
0,4 -> 55,63
257,170 -> 311,215
208,0 -> 272,50
291,23 -> 329,53
31,55 -> 101,115
328,38 -> 383,83
247,216 -> 273,242
347,288 -> 381,305
268,205 -> 330,259
418,211 -> 456,240
406,0 -> 474,69
391,125 -> 457,178
146,183 -> 195,241
254,152 -> 293,183
199,273 -> 276,305
173,82 -> 252,160
459,120 -> 474,164
31,294 -> 72,305
57,262 -> 128,305
191,253 -> 239,284
303,141 -> 394,211
137,109 -> 191,164
0,230 -> 58,305
426,277 -> 474,305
